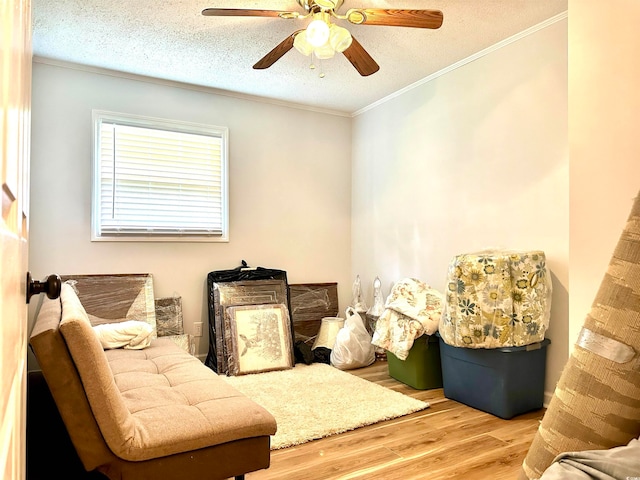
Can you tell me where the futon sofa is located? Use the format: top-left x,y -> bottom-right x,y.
29,282 -> 277,480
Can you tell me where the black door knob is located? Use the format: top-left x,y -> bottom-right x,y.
26,272 -> 62,304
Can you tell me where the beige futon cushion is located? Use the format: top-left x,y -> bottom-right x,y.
58,283 -> 276,462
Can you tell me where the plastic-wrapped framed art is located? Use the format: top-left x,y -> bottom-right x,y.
226,303 -> 294,376
204,261 -> 291,374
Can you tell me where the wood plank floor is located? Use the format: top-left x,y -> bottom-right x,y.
246,360 -> 544,480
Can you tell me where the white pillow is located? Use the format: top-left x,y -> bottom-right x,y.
92,320 -> 154,350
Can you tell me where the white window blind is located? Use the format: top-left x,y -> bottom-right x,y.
92,111 -> 228,241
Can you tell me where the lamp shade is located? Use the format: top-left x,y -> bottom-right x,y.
306,19 -> 330,47
314,43 -> 335,60
312,317 -> 345,350
293,31 -> 313,56
329,24 -> 352,53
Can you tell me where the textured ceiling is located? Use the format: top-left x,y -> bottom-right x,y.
32,0 -> 567,115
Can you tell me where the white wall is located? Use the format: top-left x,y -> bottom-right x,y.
569,0 -> 640,347
351,19 -> 568,397
29,63 -> 353,358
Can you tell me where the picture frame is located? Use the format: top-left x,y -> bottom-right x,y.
155,296 -> 184,337
61,273 -> 157,336
205,266 -> 290,374
226,303 -> 294,376
289,283 -> 339,339
213,279 -> 290,374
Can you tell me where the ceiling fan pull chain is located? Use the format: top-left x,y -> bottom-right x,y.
306,52 -> 325,78
309,51 -> 317,70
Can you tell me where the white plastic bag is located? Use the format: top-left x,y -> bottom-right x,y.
330,307 -> 375,370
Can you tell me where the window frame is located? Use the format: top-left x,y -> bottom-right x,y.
91,110 -> 229,243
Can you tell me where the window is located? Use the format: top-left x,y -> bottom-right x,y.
92,111 -> 228,242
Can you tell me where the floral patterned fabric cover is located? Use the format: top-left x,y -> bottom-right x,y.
372,278 -> 443,361
439,250 -> 552,349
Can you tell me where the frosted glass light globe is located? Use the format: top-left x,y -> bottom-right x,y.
314,43 -> 335,59
329,25 -> 352,53
306,19 -> 330,47
293,31 -> 313,56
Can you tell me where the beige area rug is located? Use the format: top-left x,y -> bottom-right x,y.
222,362 -> 429,449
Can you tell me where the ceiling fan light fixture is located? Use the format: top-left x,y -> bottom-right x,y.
306,18 -> 330,47
293,31 -> 313,56
314,43 -> 335,60
329,24 -> 352,53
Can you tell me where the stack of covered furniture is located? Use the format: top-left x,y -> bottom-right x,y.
29,274 -> 277,480
204,263 -> 344,374
438,250 -> 553,419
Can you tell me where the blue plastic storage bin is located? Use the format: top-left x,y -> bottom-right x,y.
438,337 -> 551,419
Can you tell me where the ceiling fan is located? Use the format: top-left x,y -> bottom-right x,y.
202,0 -> 443,76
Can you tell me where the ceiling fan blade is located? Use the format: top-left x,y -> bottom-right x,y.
253,30 -> 303,70
342,36 -> 379,76
202,8 -> 296,18
346,9 -> 443,29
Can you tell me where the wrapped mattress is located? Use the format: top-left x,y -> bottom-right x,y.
439,250 -> 552,348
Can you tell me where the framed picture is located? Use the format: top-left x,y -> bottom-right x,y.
226,303 -> 294,376
289,283 -> 339,339
217,280 -> 287,306
155,296 -> 183,337
213,279 -> 290,374
61,273 -> 157,336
